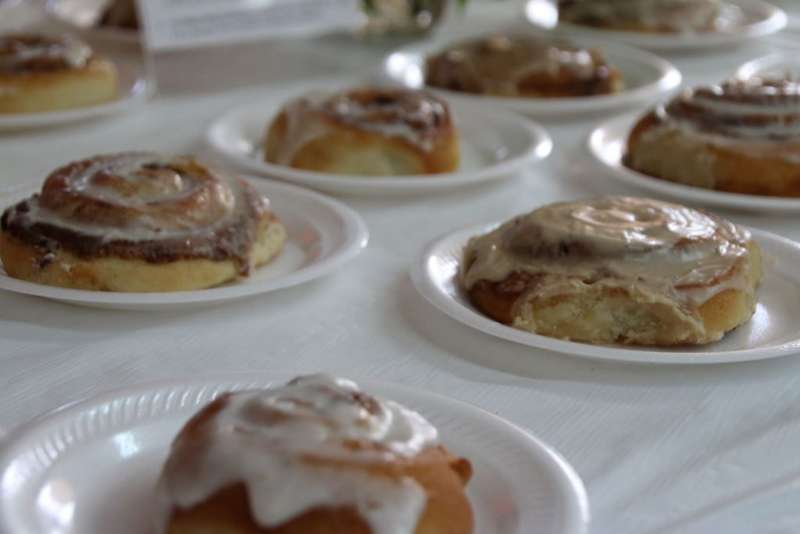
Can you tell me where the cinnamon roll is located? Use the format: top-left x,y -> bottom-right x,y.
0,34 -> 118,114
0,153 -> 286,292
264,87 -> 459,176
462,197 -> 762,346
626,77 -> 800,197
557,0 -> 742,33
156,374 -> 474,534
425,34 -> 623,98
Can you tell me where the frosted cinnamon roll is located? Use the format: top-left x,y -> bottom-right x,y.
0,153 -> 286,292
557,0 -> 742,33
99,0 -> 139,30
462,197 -> 762,346
0,34 -> 117,114
627,77 -> 800,197
156,374 -> 474,534
425,34 -> 623,98
264,87 -> 459,176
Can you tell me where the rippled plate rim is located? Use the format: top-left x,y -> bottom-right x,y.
0,373 -> 590,534
548,0 -> 787,50
0,178 -> 369,308
412,222 -> 800,365
205,90 -> 552,195
381,34 -> 682,116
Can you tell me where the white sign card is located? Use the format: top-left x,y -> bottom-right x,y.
136,0 -> 364,51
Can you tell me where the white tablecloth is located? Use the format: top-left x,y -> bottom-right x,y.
2,2 -> 800,533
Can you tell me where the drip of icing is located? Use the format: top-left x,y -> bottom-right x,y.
462,197 -> 754,307
558,0 -> 739,33
269,88 -> 450,165
156,374 -> 439,534
0,34 -> 92,73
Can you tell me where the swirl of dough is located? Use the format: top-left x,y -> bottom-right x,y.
1,152 -> 268,273
657,77 -> 800,141
0,34 -> 92,73
463,197 -> 752,304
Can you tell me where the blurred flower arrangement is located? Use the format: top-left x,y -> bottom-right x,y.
361,0 -> 465,35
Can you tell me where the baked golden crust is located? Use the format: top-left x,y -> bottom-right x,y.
166,447 -> 473,534
462,197 -> 762,346
0,35 -> 118,114
627,111 -> 800,198
264,87 -> 459,176
0,153 -> 286,292
425,34 -> 623,98
626,77 -> 800,197
158,376 -> 474,534
468,241 -> 762,346
0,215 -> 285,292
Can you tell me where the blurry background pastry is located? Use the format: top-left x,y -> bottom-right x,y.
0,152 -> 286,292
0,33 -> 118,114
157,374 -> 474,534
626,76 -> 800,197
462,197 -> 762,346
425,34 -> 623,98
98,0 -> 139,30
264,87 -> 459,176
557,0 -> 742,33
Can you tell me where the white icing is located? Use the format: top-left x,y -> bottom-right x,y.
156,374 -> 439,534
462,197 -> 754,308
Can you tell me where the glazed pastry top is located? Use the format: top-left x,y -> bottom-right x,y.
1,152 -> 268,272
0,34 -> 92,73
462,196 -> 754,307
425,34 -> 619,97
269,87 -> 452,165
557,0 -> 737,33
157,374 -> 440,534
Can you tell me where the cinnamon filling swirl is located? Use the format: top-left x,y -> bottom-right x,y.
462,197 -> 753,308
1,153 -> 269,274
0,34 -> 92,73
657,78 -> 800,141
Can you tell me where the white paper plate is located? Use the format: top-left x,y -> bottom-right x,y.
412,223 -> 800,365
45,0 -> 141,46
549,0 -> 787,50
735,53 -> 800,79
382,35 -> 681,118
588,113 -> 800,213
0,59 -> 151,130
0,179 -> 368,310
0,374 -> 590,534
206,91 -> 552,196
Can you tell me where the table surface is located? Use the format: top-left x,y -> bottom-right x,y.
2,2 -> 800,533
